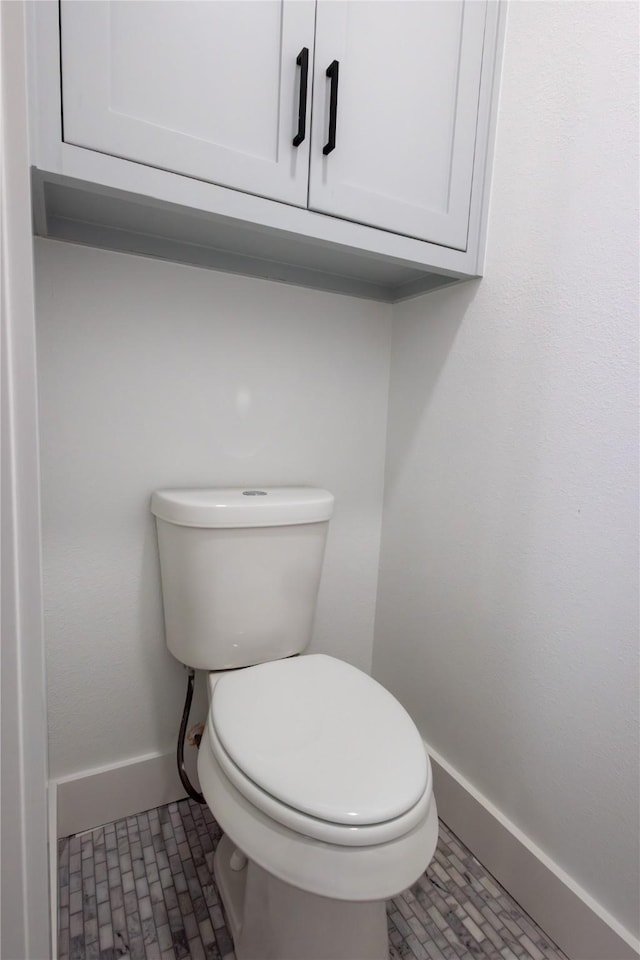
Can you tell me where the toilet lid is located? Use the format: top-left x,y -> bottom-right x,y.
211,654 -> 428,826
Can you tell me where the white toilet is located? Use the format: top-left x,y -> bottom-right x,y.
151,487 -> 438,960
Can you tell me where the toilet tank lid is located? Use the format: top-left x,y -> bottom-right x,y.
151,487 -> 334,527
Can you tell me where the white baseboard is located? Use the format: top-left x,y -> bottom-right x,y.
53,750 -> 188,838
53,744 -> 639,960
426,741 -> 639,960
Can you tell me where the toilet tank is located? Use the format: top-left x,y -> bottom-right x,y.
151,487 -> 334,670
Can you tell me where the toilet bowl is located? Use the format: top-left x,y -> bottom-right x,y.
197,654 -> 438,959
152,487 -> 439,959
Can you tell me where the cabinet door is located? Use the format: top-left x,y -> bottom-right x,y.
60,1 -> 315,206
308,1 -> 487,249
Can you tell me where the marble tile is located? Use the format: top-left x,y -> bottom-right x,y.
58,801 -> 568,960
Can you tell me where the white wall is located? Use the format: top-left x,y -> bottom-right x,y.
374,0 -> 639,941
35,239 -> 391,780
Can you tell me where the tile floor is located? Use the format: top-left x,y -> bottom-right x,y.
57,798 -> 569,960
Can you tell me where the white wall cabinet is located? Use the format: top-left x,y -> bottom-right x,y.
28,1 -> 506,301
309,1 -> 488,249
60,1 -> 316,208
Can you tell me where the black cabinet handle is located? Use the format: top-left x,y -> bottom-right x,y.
323,59 -> 339,156
292,47 -> 309,147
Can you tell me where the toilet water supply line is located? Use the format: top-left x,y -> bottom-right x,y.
178,667 -> 206,804
178,669 -> 247,872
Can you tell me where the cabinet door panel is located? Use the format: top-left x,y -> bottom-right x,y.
309,1 -> 487,249
60,1 -> 315,206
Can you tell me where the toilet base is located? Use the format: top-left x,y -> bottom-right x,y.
214,834 -> 389,960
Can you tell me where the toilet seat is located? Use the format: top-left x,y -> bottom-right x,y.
198,715 -> 439,901
207,654 -> 433,847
